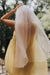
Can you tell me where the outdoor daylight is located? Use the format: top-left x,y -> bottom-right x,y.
0,0 -> 50,75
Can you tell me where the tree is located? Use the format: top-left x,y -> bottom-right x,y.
0,0 -> 50,59
40,8 -> 50,39
0,0 -> 14,59
22,0 -> 28,4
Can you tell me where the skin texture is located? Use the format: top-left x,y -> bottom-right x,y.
1,4 -> 24,29
1,5 -> 48,75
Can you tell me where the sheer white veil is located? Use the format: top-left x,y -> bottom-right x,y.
30,9 -> 50,57
15,5 -> 50,68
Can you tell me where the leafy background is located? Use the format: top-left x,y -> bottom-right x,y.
0,0 -> 50,67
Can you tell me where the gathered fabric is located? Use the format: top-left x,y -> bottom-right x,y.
15,5 -> 50,68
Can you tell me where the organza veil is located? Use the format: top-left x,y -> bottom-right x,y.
15,5 -> 50,68
30,9 -> 50,57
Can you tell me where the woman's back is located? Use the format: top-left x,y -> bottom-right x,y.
5,31 -> 48,75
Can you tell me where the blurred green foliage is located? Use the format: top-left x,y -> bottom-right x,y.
0,0 -> 14,59
0,0 -> 50,59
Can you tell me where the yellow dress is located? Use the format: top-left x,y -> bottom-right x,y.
5,31 -> 48,75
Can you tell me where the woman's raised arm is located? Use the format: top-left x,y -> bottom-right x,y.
1,8 -> 16,29
1,4 -> 24,29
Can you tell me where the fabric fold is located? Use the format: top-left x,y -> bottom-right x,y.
15,5 -> 50,68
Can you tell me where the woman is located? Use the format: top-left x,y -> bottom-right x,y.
1,4 -> 49,75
